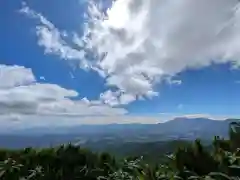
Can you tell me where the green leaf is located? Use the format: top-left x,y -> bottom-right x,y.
188,176 -> 201,180
229,165 -> 240,169
208,172 -> 232,180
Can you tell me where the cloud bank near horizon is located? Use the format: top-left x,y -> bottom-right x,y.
0,64 -> 129,126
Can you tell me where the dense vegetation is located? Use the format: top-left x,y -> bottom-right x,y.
0,123 -> 239,179
84,139 -> 193,163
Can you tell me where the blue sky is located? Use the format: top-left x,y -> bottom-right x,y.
1,0 -> 240,127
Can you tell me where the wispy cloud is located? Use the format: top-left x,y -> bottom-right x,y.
165,77 -> 182,86
19,2 -> 87,67
39,76 -> 45,80
20,0 -> 240,105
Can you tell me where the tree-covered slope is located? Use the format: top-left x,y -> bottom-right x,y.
0,122 -> 239,179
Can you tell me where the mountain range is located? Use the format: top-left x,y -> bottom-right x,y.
0,117 -> 239,149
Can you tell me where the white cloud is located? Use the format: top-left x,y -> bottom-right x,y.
0,65 -> 35,88
81,0 -> 240,98
170,80 -> 182,85
39,76 -> 45,80
69,72 -> 75,79
19,2 -> 87,68
20,0 -> 240,104
100,90 -> 136,106
0,64 -> 127,118
164,77 -> 182,86
119,93 -> 136,105
100,90 -> 120,106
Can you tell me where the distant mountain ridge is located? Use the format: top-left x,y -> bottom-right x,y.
0,118 -> 239,149
5,117 -> 238,134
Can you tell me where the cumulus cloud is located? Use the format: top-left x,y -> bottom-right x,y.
0,64 -> 127,117
100,90 -> 136,106
0,64 -> 35,88
20,0 -> 240,104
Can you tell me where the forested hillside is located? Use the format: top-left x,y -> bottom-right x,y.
0,122 -> 239,179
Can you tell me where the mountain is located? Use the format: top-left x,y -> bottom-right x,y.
0,118 -> 239,149
155,117 -> 230,139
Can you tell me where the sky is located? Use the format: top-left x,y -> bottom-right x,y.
1,0 -> 240,128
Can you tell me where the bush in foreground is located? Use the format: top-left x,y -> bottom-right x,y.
0,123 -> 239,180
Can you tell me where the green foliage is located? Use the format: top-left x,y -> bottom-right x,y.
0,123 -> 240,180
